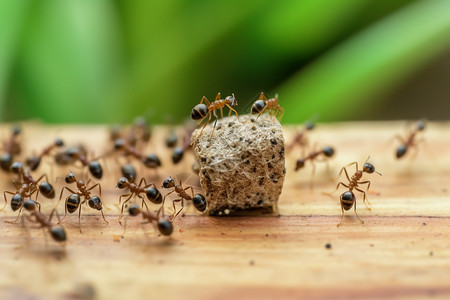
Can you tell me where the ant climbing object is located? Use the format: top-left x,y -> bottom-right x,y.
328,158 -> 381,227
249,92 -> 284,121
191,92 -> 240,140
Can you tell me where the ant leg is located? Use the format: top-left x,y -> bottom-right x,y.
322,182 -> 350,197
5,207 -> 24,224
170,199 -> 184,221
199,96 -> 211,106
161,189 -> 175,208
138,195 -> 149,210
56,187 -> 77,210
99,209 -> 108,224
185,186 -> 195,199
353,200 -> 364,224
337,205 -> 344,227
118,194 -> 133,224
358,180 -> 372,206
356,187 -> 371,211
2,191 -> 15,211
197,113 -> 212,137
277,106 -> 285,121
87,183 -> 102,198
258,92 -> 267,101
220,107 -> 224,119
78,204 -> 83,233
255,105 -> 268,121
225,104 -> 241,122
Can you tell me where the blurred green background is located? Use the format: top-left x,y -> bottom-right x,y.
0,0 -> 449,124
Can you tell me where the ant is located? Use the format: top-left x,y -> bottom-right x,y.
191,93 -> 239,139
116,177 -> 163,224
250,92 -> 284,120
172,125 -> 195,164
26,138 -> 64,171
65,148 -> 103,179
395,120 -> 426,159
56,171 -> 107,229
331,158 -> 381,227
295,146 -> 335,172
3,183 -> 40,222
161,176 -> 206,221
22,199 -> 66,243
128,204 -> 173,236
1,125 -> 21,171
286,121 -> 315,153
10,162 -> 55,199
114,138 -> 161,169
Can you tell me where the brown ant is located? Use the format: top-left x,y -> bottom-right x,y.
1,125 -> 21,171
54,146 -> 103,179
110,117 -> 152,148
56,171 -> 107,229
116,177 -> 163,224
250,92 -> 284,120
127,204 -> 173,236
3,183 -> 40,222
113,138 -> 161,169
161,176 -> 206,221
295,146 -> 335,172
287,121 -> 315,153
331,158 -> 381,227
395,120 -> 426,159
191,93 -> 239,139
26,138 -> 64,171
10,162 -> 56,199
22,199 -> 66,243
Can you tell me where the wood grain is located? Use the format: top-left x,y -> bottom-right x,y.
0,121 -> 449,300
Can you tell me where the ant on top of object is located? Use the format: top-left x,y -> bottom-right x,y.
116,177 -> 163,224
11,162 -> 56,199
161,176 -> 206,221
330,158 -> 381,227
113,138 -> 161,169
395,120 -> 426,159
286,121 -> 315,153
250,92 -> 284,121
191,92 -> 240,139
56,171 -> 107,230
22,199 -> 67,243
128,204 -> 173,236
1,125 -> 21,172
26,138 -> 64,171
295,146 -> 335,172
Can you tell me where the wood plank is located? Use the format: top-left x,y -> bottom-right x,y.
0,121 -> 449,300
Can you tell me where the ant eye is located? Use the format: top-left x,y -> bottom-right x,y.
363,163 -> 375,173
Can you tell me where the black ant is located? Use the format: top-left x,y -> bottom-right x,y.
286,121 -> 315,153
250,92 -> 284,120
295,146 -> 335,172
66,148 -> 103,179
395,120 -> 426,159
1,125 -> 21,171
128,204 -> 173,236
161,176 -> 206,221
11,162 -> 55,199
22,199 -> 66,243
26,138 -> 64,171
56,171 -> 107,229
114,138 -> 161,169
116,177 -> 162,224
191,93 -> 239,139
3,183 -> 40,222
332,158 -> 381,227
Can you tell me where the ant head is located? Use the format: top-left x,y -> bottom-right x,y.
162,177 -> 175,189
191,104 -> 208,121
323,146 -> 335,157
157,219 -> 173,236
226,94 -> 238,106
114,138 -> 125,150
251,100 -> 266,114
128,204 -> 141,216
50,226 -> 67,242
54,138 -> 64,147
65,171 -> 76,183
10,162 -> 23,174
117,177 -> 129,189
363,163 -> 376,174
172,147 -> 184,164
88,196 -> 102,210
295,159 -> 305,171
23,199 -> 37,211
89,161 -> 103,179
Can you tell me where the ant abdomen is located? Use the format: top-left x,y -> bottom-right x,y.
146,187 -> 162,204
88,196 -> 103,210
193,194 -> 207,212
67,194 -> 81,213
89,161 -> 103,179
340,191 -> 355,211
157,219 -> 173,236
396,145 -> 407,158
11,194 -> 23,211
39,182 -> 55,199
50,226 -> 67,242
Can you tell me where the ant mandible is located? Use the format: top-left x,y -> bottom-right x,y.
191,93 -> 239,139
250,92 -> 284,121
22,199 -> 67,243
395,120 -> 426,159
333,158 -> 381,227
56,171 -> 107,230
161,176 -> 206,221
116,177 -> 163,224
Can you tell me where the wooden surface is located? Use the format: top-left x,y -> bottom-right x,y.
0,121 -> 450,300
